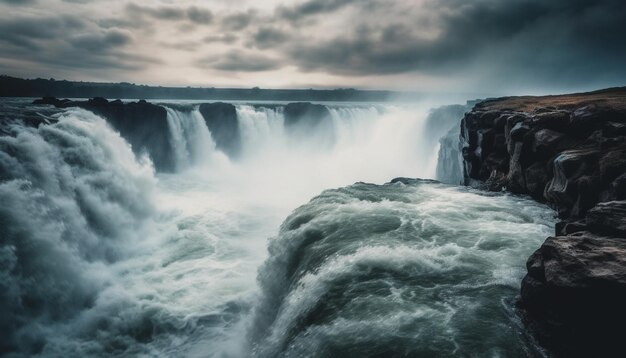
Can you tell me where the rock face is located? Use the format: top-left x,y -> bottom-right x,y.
283,102 -> 331,127
283,102 -> 335,147
460,88 -> 626,357
521,202 -> 626,357
33,97 -> 175,171
198,102 -> 240,157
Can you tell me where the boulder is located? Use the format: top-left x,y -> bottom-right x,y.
520,233 -> 626,357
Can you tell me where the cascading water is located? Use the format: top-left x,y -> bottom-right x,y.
229,104 -> 436,199
165,107 -> 224,170
248,180 -> 554,357
1,98 -> 554,357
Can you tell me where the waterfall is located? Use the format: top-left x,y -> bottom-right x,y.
230,104 -> 434,183
2,98 -> 556,357
427,104 -> 471,185
248,180 -> 556,357
165,106 -> 222,171
0,108 -> 159,355
235,105 -> 286,157
436,125 -> 464,185
160,103 -> 463,186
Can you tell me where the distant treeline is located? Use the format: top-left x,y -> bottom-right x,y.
0,75 -> 400,102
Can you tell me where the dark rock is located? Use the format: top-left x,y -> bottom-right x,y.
570,175 -> 601,217
389,177 -> 439,185
531,129 -> 571,158
283,102 -> 331,127
90,97 -> 109,106
532,111 -> 570,131
586,201 -> 626,237
198,102 -> 240,158
544,148 -> 600,217
603,121 -> 626,137
554,220 -> 587,235
510,121 -> 530,141
520,233 -> 626,357
599,146 -> 626,184
283,102 -> 335,147
81,98 -> 173,171
461,89 -> 626,357
569,105 -> 600,135
525,162 -> 548,199
506,142 -> 526,192
610,173 -> 626,199
32,96 -> 70,107
31,97 -> 175,171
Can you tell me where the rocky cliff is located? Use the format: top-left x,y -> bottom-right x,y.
33,97 -> 175,171
460,87 -> 626,357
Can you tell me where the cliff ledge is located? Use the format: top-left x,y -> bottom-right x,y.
461,87 -> 626,357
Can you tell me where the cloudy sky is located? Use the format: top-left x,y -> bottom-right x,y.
0,0 -> 625,94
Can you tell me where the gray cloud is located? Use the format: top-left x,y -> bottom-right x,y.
0,14 -> 156,76
126,3 -> 185,20
0,0 -> 624,91
198,50 -> 281,72
276,0 -> 626,87
203,34 -> 238,44
277,0 -> 358,22
161,40 -> 200,52
251,27 -> 289,49
0,0 -> 36,4
221,11 -> 256,31
0,16 -> 86,50
125,3 -> 212,24
187,6 -> 213,24
69,30 -> 132,52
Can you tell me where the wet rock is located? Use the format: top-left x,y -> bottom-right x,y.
544,148 -> 600,216
283,102 -> 335,147
586,201 -> 626,237
525,162 -> 548,199
32,97 -> 174,171
460,88 -> 626,356
510,121 -> 530,141
531,129 -> 570,158
198,102 -> 240,158
283,102 -> 331,127
554,220 -> 587,235
520,233 -> 626,357
32,96 -> 70,107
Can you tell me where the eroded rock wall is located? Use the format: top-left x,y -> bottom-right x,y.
460,88 -> 626,357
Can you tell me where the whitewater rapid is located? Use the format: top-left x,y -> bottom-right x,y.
250,180 -> 554,357
0,99 -> 554,357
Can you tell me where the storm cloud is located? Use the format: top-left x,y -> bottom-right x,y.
125,3 -> 213,24
198,50 -> 281,72
0,0 -> 624,92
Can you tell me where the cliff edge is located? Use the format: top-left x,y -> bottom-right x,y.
460,87 -> 626,357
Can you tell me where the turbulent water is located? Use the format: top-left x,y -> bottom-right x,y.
250,180 -> 554,357
0,98 -> 554,357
